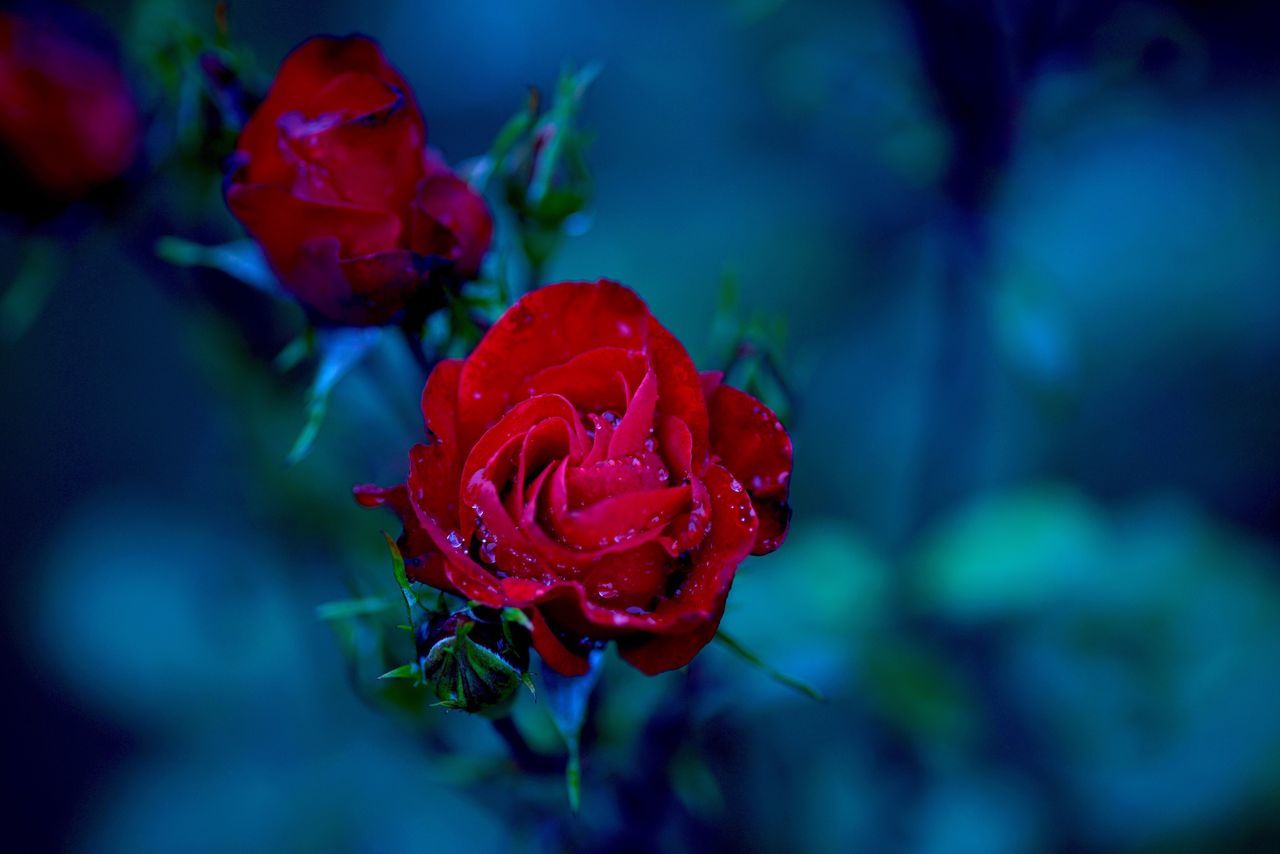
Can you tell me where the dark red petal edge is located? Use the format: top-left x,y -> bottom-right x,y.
705,380 -> 793,555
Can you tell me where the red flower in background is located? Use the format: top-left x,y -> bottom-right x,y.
0,11 -> 139,210
358,281 -> 792,675
226,35 -> 492,327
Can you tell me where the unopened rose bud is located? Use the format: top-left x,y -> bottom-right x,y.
415,608 -> 531,714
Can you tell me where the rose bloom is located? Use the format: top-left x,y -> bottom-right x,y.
0,10 -> 139,210
358,281 -> 792,675
226,35 -> 492,327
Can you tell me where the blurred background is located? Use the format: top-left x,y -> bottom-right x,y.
4,0 -> 1280,851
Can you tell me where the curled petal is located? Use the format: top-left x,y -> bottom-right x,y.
608,368 -> 658,459
617,464 -> 757,673
459,394 -> 587,509
526,347 -> 647,413
530,608 -> 591,677
351,483 -> 452,591
646,318 -> 710,466
543,483 -> 691,552
413,171 -> 493,276
706,383 -> 793,555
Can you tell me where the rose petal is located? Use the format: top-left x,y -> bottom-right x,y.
420,358 -> 464,451
530,608 -> 591,676
352,483 -> 452,590
543,483 -> 691,552
457,281 -> 650,444
617,463 -> 757,674
608,368 -> 658,459
646,317 -> 710,466
458,394 -> 587,513
525,347 -> 646,413
413,171 -> 493,276
225,183 -> 401,265
235,35 -> 425,189
707,384 -> 793,555
565,448 -> 670,507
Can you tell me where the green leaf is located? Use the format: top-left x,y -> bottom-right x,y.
379,663 -> 420,681
273,331 -> 314,372
315,597 -> 392,621
285,394 -> 328,467
385,533 -> 410,592
0,237 -> 61,343
286,327 -> 383,465
383,532 -> 420,623
715,629 -> 826,702
155,236 -> 282,296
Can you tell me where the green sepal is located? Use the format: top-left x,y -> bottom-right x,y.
379,663 -> 420,682
419,626 -> 525,714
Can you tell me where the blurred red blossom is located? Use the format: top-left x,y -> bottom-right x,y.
0,10 -> 139,212
225,35 -> 492,327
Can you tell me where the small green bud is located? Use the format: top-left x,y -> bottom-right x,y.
415,607 -> 532,714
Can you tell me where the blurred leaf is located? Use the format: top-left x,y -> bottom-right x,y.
469,89 -> 539,193
670,750 -> 725,818
1,237 -> 61,343
155,236 -> 283,296
315,597 -> 392,621
715,629 -> 826,701
913,486 -> 1106,621
862,639 -> 977,746
286,328 -> 384,465
273,330 -> 314,373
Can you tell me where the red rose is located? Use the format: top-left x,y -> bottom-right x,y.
0,11 -> 139,208
225,35 -> 492,327
357,281 -> 793,675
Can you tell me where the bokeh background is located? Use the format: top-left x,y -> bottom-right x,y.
4,0 -> 1280,851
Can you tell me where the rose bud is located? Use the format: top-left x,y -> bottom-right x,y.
357,280 -> 793,676
0,8 -> 140,215
225,35 -> 493,327
415,608 -> 531,713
